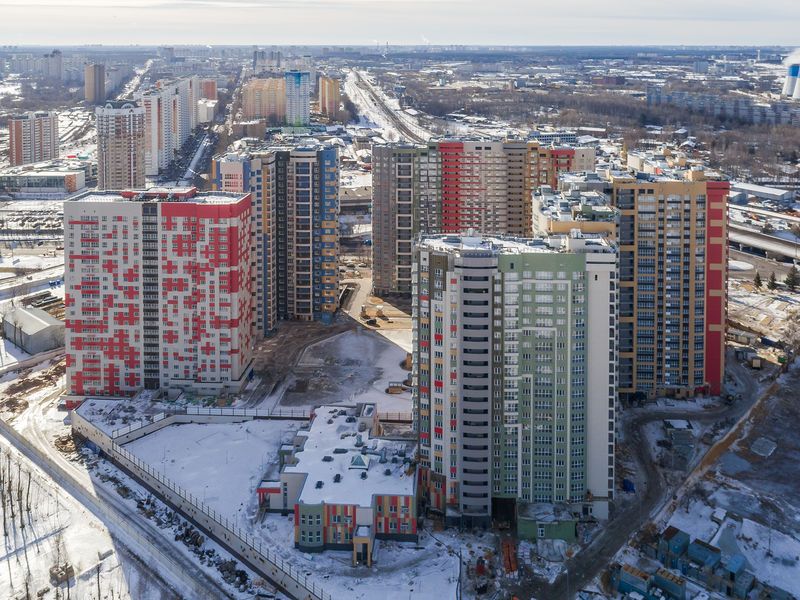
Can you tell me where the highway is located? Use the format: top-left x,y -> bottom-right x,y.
2,393 -> 235,599
729,224 -> 799,262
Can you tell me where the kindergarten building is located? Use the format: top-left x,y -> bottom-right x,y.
257,404 -> 417,565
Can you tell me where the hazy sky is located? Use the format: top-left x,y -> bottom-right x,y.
1,0 -> 799,46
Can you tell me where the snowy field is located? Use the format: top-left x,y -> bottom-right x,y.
124,420 -> 301,520
0,437 -> 181,600
275,329 -> 413,413
0,337 -> 30,369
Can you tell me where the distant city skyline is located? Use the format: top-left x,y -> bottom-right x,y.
1,0 -> 799,46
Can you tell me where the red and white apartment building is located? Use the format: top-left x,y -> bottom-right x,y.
64,187 -> 254,398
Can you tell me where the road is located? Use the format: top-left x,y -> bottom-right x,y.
4,392 -> 235,599
180,133 -> 211,186
0,263 -> 64,300
728,248 -> 795,281
520,354 -> 768,599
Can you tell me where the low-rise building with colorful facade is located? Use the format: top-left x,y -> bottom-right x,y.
257,404 -> 417,566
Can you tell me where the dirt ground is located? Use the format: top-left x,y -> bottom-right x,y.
249,320 -> 353,393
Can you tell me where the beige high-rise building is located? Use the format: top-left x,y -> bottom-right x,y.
318,75 -> 341,119
8,111 -> 59,167
85,63 -> 106,104
241,78 -> 286,123
95,101 -> 145,190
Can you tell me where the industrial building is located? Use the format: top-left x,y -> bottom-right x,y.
2,306 -> 65,355
413,233 -> 618,526
63,187 -> 254,399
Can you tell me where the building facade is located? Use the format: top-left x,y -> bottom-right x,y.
372,140 -> 597,295
285,71 -> 311,127
241,77 -> 286,123
257,404 -> 417,566
95,101 -> 146,190
211,142 -> 340,332
611,169 -> 728,399
64,188 -> 254,398
84,63 -> 106,104
318,75 -> 341,120
136,77 -> 199,176
564,152 -> 729,398
8,111 -> 59,167
413,233 -> 617,525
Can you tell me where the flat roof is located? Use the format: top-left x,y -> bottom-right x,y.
284,405 -> 415,507
70,188 -> 247,205
418,233 -> 614,256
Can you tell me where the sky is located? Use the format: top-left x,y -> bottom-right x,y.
1,0 -> 799,46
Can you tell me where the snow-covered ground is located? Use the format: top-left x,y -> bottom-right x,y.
120,415 -> 470,599
0,337 -> 30,368
727,279 -> 800,340
666,497 -> 721,543
340,168 -> 372,188
124,420 -> 301,520
0,435 -> 181,600
356,71 -> 435,141
344,70 -> 402,141
273,329 -> 413,414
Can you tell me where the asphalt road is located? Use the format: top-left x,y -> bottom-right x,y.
728,249 -> 795,281
519,355 -> 767,599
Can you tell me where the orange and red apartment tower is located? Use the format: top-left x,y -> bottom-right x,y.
64,187 -> 254,398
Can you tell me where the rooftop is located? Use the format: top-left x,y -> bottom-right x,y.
69,187 -> 248,205
417,232 -> 615,256
283,404 -> 415,507
2,306 -> 63,335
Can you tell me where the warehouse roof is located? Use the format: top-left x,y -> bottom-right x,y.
2,306 -> 63,335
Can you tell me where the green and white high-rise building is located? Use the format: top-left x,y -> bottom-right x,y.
413,232 -> 617,526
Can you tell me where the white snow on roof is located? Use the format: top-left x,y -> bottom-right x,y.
284,405 -> 415,507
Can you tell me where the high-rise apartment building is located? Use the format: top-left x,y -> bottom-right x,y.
95,101 -> 146,190
84,63 -> 106,104
64,188 -> 254,398
211,142 -> 339,332
136,77 -> 199,176
318,75 -> 341,119
413,233 -> 617,525
241,77 -> 286,123
565,152 -> 728,398
8,111 -> 59,166
372,140 -> 597,295
611,163 -> 728,399
285,71 -> 311,127
199,78 -> 218,100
